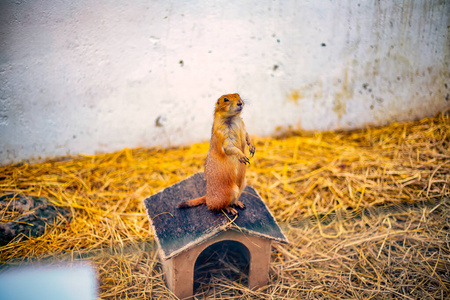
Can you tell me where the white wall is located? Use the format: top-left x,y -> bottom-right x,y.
0,0 -> 449,164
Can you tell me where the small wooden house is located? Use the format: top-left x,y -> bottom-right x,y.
144,172 -> 288,299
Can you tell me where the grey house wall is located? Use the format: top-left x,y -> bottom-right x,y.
1,0 -> 449,164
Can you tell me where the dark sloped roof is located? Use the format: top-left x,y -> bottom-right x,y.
144,172 -> 288,260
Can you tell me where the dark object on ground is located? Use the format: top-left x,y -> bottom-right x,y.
0,194 -> 71,246
144,172 -> 288,299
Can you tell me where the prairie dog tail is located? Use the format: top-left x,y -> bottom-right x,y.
177,195 -> 206,209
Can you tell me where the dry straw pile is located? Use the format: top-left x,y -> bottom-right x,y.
0,113 -> 449,299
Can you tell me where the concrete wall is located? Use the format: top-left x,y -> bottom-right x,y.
0,0 -> 449,164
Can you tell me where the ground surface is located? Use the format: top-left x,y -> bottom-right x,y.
0,113 -> 448,299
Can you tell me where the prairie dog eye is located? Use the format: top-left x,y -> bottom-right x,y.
223,98 -> 229,102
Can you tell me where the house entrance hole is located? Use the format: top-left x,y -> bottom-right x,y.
193,240 -> 250,293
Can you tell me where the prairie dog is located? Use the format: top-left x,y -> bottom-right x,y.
177,93 -> 255,215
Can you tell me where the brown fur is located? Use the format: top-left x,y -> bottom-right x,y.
177,94 -> 255,215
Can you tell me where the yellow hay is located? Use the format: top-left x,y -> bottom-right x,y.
0,113 -> 449,299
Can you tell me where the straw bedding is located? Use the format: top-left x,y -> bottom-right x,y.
0,113 -> 449,299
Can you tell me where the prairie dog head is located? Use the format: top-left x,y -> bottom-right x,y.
215,93 -> 244,116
